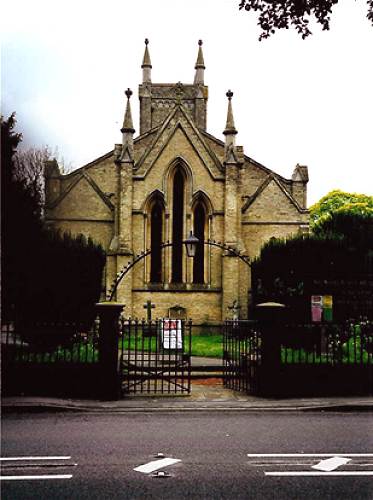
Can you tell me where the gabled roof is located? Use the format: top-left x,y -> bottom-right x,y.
242,173 -> 308,214
134,103 -> 224,179
60,150 -> 114,180
200,129 -> 291,185
47,170 -> 114,211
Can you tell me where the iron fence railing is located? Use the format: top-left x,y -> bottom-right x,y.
280,320 -> 373,366
1,320 -> 100,364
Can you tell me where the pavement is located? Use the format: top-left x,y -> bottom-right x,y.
2,381 -> 373,413
2,356 -> 373,413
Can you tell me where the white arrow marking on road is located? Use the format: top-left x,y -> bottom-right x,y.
134,458 -> 181,474
312,456 -> 351,472
0,475 -> 73,481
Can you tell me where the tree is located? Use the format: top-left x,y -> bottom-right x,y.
251,190 -> 373,321
1,114 -> 43,321
239,0 -> 373,40
252,233 -> 372,321
309,190 -> 373,247
1,114 -> 105,329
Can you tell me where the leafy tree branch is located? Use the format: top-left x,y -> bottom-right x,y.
238,0 -> 373,40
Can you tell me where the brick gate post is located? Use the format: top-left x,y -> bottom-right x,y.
255,302 -> 286,397
95,302 -> 125,400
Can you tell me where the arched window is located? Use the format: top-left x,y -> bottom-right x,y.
193,201 -> 205,284
171,169 -> 184,283
150,200 -> 163,283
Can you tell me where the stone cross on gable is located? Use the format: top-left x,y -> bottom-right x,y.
143,300 -> 156,321
228,299 -> 241,320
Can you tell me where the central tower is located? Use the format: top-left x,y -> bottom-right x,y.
139,39 -> 208,134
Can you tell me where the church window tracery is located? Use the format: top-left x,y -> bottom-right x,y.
171,169 -> 185,283
150,199 -> 163,283
193,201 -> 205,284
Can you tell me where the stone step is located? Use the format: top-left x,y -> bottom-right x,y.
191,365 -> 223,372
191,372 -> 225,379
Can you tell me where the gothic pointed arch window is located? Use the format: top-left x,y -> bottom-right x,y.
193,201 -> 205,284
171,168 -> 185,283
150,198 -> 163,283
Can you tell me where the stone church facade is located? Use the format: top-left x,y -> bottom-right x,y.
44,40 -> 309,322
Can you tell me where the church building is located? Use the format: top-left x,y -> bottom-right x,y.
44,40 -> 309,322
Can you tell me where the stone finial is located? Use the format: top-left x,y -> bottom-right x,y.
142,38 -> 152,83
194,39 -> 205,85
121,88 -> 135,134
223,90 -> 237,136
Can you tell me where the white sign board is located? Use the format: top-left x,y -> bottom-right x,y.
161,319 -> 183,350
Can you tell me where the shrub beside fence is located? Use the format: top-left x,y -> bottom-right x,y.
262,319 -> 373,397
223,317 -> 373,397
280,321 -> 373,365
1,320 -> 100,397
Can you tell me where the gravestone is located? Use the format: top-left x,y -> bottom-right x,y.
168,305 -> 187,320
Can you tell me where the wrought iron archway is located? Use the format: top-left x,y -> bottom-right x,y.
107,239 -> 251,301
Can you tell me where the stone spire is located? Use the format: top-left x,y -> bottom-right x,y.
141,38 -> 152,84
223,90 -> 237,135
194,40 -> 205,85
120,88 -> 135,159
223,90 -> 237,154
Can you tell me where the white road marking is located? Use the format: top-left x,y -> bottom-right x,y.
134,458 -> 181,474
248,453 -> 373,477
247,453 -> 373,458
0,474 -> 73,481
312,456 -> 351,472
265,471 -> 373,477
0,456 -> 71,461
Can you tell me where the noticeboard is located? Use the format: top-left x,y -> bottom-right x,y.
311,295 -> 333,322
311,295 -> 323,322
160,319 -> 183,350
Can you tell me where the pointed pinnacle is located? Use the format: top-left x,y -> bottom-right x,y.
142,38 -> 152,68
121,88 -> 135,134
223,90 -> 237,136
195,39 -> 205,69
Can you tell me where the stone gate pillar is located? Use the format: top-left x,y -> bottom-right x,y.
255,302 -> 286,396
96,302 -> 125,400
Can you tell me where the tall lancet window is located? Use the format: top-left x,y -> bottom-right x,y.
150,200 -> 163,283
193,202 -> 205,284
171,169 -> 184,283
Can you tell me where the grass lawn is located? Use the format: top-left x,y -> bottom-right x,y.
121,333 -> 223,359
15,333 -> 224,363
191,335 -> 223,358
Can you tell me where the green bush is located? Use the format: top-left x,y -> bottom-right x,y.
18,230 -> 106,326
252,234 -> 372,321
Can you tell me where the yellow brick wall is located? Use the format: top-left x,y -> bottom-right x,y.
130,290 -> 221,323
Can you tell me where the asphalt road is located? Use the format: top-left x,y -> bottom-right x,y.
2,410 -> 373,499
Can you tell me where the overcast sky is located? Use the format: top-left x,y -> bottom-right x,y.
2,0 -> 372,206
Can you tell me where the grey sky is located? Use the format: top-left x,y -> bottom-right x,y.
2,0 -> 372,205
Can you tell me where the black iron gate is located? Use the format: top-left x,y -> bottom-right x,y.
223,320 -> 262,395
119,318 -> 192,395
